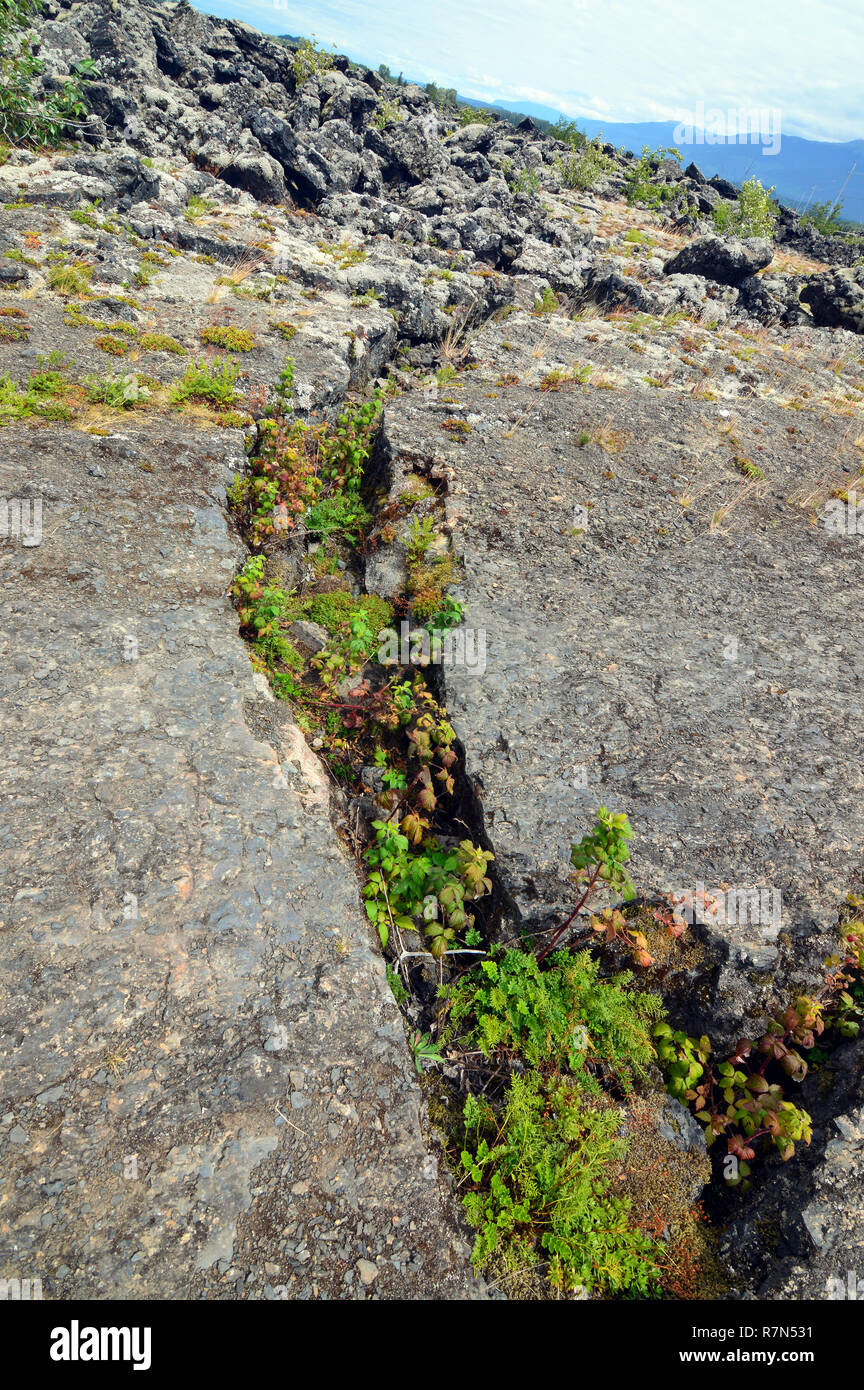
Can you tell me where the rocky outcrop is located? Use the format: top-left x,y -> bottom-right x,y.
1,0 -> 864,1304
663,234 -> 774,285
801,266 -> 864,333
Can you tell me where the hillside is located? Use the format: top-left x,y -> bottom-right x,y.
1,0 -> 864,1306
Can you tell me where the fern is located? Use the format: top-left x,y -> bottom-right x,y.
460,1073 -> 661,1296
444,946 -> 664,1094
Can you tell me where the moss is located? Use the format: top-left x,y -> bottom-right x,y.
200,324 -> 257,351
93,334 -> 131,356
138,332 -> 186,354
307,590 -> 394,635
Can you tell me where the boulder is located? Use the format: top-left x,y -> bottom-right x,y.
800,267 -> 864,334
663,233 -> 774,284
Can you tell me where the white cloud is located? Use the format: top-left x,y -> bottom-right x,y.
203,0 -> 864,142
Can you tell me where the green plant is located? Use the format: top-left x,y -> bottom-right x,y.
459,1072 -> 661,1296
555,136 -> 613,191
800,200 -> 845,235
84,372 -> 151,409
408,1030 -> 445,1074
0,0 -> 98,147
733,455 -> 764,481
512,167 -> 540,195
444,946 -> 662,1095
93,333 -> 130,356
373,98 -> 402,129
184,194 -> 216,224
46,259 -> 92,297
533,286 -> 558,315
712,178 -> 778,239
551,117 -> 587,150
624,145 -> 682,208
303,491 -> 370,545
654,1016 -> 814,1189
0,305 -> 29,343
170,356 -> 240,409
424,593 -> 463,636
537,808 -> 635,961
291,34 -> 333,87
138,332 -> 186,354
201,324 -> 256,352
458,105 -> 494,127
230,555 -> 302,672
363,820 -> 492,956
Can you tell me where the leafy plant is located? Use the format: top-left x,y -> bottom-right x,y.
800,199 -> 845,236
537,807 -> 635,961
444,946 -> 663,1095
85,372 -> 151,409
459,1073 -> 661,1296
184,194 -> 216,224
363,820 -> 492,957
303,491 -> 370,544
291,34 -> 333,87
0,0 -> 98,147
555,136 -> 613,191
170,356 -> 240,409
624,145 -> 682,208
654,1008 -> 816,1188
408,1030 -> 444,1074
712,177 -> 778,239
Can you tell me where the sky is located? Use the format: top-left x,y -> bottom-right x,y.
200,0 -> 863,143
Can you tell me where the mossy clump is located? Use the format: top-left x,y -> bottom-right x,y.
307,590 -> 393,636
139,332 -> 186,355
201,324 -> 257,352
93,334 -> 131,356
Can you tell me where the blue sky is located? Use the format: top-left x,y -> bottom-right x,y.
201,0 -> 862,142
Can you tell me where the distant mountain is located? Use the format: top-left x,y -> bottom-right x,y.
489,103 -> 863,224
264,27 -> 864,225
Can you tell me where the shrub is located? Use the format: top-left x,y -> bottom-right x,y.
93,334 -> 130,356
624,145 -> 682,208
291,35 -> 333,87
84,373 -> 151,409
170,356 -> 240,408
712,177 -> 778,239
138,332 -> 186,354
0,0 -> 98,148
556,136 -> 614,191
800,199 -> 844,236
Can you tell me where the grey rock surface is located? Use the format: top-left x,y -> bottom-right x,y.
663,234 -> 774,285
374,308 -> 864,1049
2,0 -> 864,1305
0,423 -> 480,1300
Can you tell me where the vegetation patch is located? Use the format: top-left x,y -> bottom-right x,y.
201,324 -> 257,351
